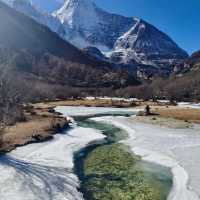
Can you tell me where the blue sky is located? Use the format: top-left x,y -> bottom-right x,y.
36,0 -> 199,54
94,0 -> 200,54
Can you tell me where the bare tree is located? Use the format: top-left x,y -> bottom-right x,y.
0,74 -> 24,126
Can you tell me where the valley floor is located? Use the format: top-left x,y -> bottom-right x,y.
0,101 -> 200,200
35,99 -> 200,123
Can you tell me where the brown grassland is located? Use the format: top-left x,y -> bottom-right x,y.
0,105 -> 68,153
152,106 -> 200,123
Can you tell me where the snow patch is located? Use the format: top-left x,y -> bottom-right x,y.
178,102 -> 200,109
55,106 -> 137,117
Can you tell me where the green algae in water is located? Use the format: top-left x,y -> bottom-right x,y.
75,119 -> 172,200
83,144 -> 161,200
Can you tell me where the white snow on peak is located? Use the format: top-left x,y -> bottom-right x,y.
54,0 -> 97,29
115,19 -> 142,50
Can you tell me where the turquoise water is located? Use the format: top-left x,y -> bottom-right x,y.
135,161 -> 172,200
74,114 -> 172,200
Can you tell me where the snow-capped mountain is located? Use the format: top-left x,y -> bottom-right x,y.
2,0 -> 188,70
54,0 -> 136,52
53,0 -> 188,67
112,19 -> 188,67
1,0 -> 65,37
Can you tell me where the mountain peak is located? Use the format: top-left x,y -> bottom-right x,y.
65,0 -> 94,5
116,18 -> 188,54
55,0 -> 97,27
53,0 -> 135,50
57,0 -> 95,14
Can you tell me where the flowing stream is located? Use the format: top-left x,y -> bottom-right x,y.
73,117 -> 172,200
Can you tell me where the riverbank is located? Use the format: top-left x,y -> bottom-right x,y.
34,99 -> 200,123
149,106 -> 200,124
0,105 -> 69,153
135,115 -> 193,129
0,119 -> 105,200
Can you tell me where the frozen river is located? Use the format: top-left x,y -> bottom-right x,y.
0,106 -> 199,200
0,106 -> 135,200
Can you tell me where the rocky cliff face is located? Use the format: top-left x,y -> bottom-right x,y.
174,50 -> 200,74
113,19 -> 188,67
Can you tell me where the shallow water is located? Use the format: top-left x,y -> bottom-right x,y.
74,117 -> 173,200
135,161 -> 172,200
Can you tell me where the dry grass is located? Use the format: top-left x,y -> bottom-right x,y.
134,104 -> 200,128
152,106 -> 200,123
134,115 -> 193,129
33,99 -> 136,109
0,106 -> 68,152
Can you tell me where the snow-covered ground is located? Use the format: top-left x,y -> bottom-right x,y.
85,96 -> 140,102
55,105 -> 138,117
92,116 -> 200,200
0,121 -> 105,200
178,102 -> 200,109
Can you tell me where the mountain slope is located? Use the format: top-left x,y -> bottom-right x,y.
174,50 -> 200,74
0,1 -> 138,89
185,50 -> 200,70
0,0 -> 88,63
1,0 -> 66,37
152,50 -> 200,101
113,19 -> 188,67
